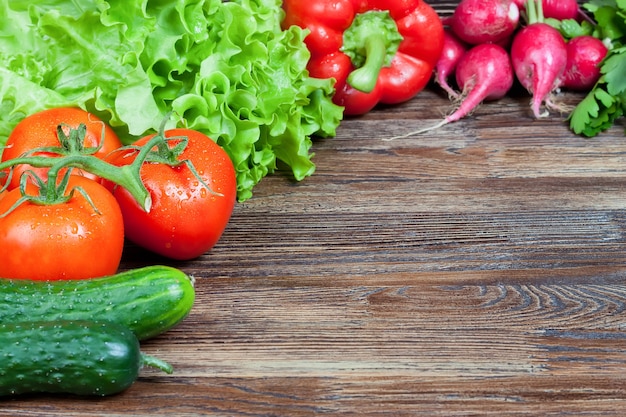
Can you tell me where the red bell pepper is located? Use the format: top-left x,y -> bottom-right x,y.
283,0 -> 444,115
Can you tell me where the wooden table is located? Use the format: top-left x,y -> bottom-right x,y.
6,4 -> 626,417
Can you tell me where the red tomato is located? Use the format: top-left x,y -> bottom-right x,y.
108,128 -> 237,260
0,176 -> 124,280
1,107 -> 122,189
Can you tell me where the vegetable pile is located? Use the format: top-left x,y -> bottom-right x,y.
2,0 -> 625,400
0,0 -> 343,201
0,0 -> 344,397
0,107 -> 219,396
395,0 -> 614,138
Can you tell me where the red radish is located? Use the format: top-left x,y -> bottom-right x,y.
510,0 -> 567,118
388,43 -> 513,138
516,0 -> 580,21
454,43 -> 513,109
542,0 -> 580,20
435,29 -> 468,99
447,0 -> 520,45
562,35 -> 608,91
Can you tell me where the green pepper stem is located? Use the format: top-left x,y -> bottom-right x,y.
341,10 -> 403,94
347,34 -> 387,93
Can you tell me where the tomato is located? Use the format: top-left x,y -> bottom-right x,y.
108,128 -> 237,260
0,176 -> 124,280
1,107 -> 122,189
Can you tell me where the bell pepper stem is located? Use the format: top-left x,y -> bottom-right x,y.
346,34 -> 387,93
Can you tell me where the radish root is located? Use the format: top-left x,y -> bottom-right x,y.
384,119 -> 451,141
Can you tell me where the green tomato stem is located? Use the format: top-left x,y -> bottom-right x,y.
44,155 -> 152,212
0,134 -> 175,213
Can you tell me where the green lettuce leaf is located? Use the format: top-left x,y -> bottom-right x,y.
0,0 -> 343,201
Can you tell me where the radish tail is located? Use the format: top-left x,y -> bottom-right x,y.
384,119 -> 450,141
436,74 -> 461,99
385,82 -> 490,140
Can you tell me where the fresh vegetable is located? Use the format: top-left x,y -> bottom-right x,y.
516,0 -> 581,21
0,115 -> 235,259
0,175 -> 124,280
562,35 -> 608,91
445,0 -> 520,45
390,43 -> 513,138
0,320 -> 172,397
0,0 -> 343,202
106,128 -> 237,260
435,29 -> 468,99
510,0 -> 568,118
0,265 -> 194,340
1,107 -> 122,190
543,0 -> 580,21
454,43 -> 514,107
0,117 -> 194,213
282,0 -> 444,115
568,0 -> 626,137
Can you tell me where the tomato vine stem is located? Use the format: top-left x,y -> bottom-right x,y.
0,113 -> 225,211
0,134 -> 174,213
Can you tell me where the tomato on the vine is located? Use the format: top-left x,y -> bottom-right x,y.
1,107 -> 122,189
107,128 -> 237,260
0,176 -> 125,280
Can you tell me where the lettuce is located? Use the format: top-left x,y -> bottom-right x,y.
0,0 -> 343,201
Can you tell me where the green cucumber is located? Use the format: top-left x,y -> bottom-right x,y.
0,265 -> 195,340
0,320 -> 172,397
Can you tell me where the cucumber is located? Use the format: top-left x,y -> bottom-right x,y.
0,265 -> 195,340
0,320 -> 173,397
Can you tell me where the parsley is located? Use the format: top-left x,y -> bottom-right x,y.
569,1 -> 626,137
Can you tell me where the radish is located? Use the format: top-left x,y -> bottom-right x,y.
510,0 -> 568,118
388,43 -> 513,139
516,0 -> 580,21
541,0 -> 580,21
447,0 -> 520,45
562,35 -> 608,91
434,29 -> 468,99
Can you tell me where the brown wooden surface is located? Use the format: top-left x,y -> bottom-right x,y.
5,2 -> 626,416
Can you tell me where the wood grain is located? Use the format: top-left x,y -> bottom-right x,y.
5,1 -> 626,416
